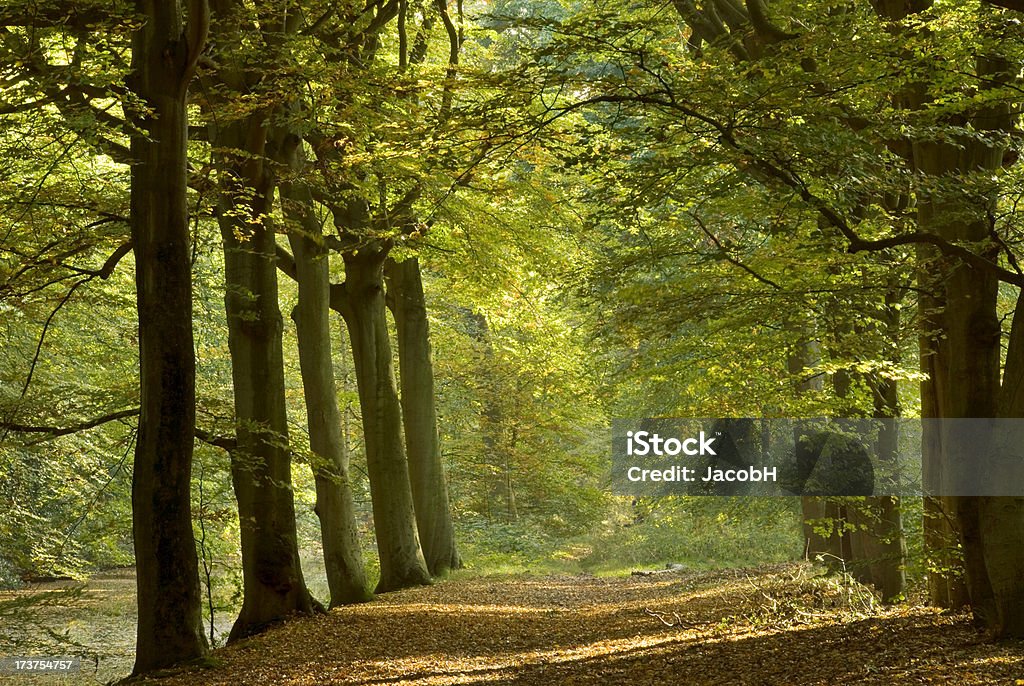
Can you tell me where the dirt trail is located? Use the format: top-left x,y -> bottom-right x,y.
146,564 -> 1023,686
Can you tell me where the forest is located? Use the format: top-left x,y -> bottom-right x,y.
1,0 -> 1024,684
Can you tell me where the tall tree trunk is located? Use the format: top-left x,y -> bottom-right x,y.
203,1 -> 317,640
875,0 -> 1020,634
983,293 -> 1024,636
385,257 -> 462,576
128,0 -> 208,673
214,119 -> 315,641
919,245 -> 970,608
873,0 -> 967,611
341,244 -> 431,593
914,127 -> 1004,629
835,285 -> 907,602
868,283 -> 907,602
861,374 -> 906,603
276,136 -> 372,605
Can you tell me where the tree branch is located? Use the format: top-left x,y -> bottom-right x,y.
744,154 -> 1024,288
64,240 -> 133,279
0,406 -> 235,450
984,0 -> 1024,12
692,213 -> 782,289
275,244 -> 299,281
744,0 -> 798,41
556,91 -> 1024,288
194,426 -> 236,452
0,407 -> 139,437
185,0 -> 210,86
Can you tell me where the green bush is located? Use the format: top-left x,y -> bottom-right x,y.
579,496 -> 804,573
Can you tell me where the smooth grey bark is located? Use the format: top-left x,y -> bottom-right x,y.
275,197 -> 431,594
385,256 -> 462,576
276,135 -> 372,605
339,240 -> 431,593
128,0 -> 208,674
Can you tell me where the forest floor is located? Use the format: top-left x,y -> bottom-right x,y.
128,563 -> 1024,686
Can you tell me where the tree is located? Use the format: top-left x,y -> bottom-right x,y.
127,0 -> 209,672
338,235 -> 432,592
870,0 -> 1023,634
386,256 -> 462,575
276,133 -> 373,605
288,0 -> 468,592
203,0 -> 317,640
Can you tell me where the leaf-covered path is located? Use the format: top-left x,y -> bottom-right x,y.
151,564 -> 1023,686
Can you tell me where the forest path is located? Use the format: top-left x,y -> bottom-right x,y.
152,563 -> 1022,686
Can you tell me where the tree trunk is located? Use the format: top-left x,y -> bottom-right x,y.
977,495 -> 1024,636
341,245 -> 431,593
876,0 -> 1021,634
213,120 -> 315,641
385,257 -> 462,576
919,247 -> 971,608
128,0 -> 208,674
983,293 -> 1024,636
914,128 -> 1004,630
277,136 -> 372,606
799,500 -> 835,563
201,1 -> 317,639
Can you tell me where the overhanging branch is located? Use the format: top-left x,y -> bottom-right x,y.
984,0 -> 1024,12
556,92 -> 1024,289
0,407 -> 139,437
194,427 -> 236,452
64,240 -> 133,279
1,406 -> 236,451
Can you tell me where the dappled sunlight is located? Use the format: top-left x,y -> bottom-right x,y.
152,565 -> 1024,686
331,632 -> 696,686
353,602 -> 565,616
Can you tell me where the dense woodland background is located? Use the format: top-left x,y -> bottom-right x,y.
2,0 -> 1024,680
